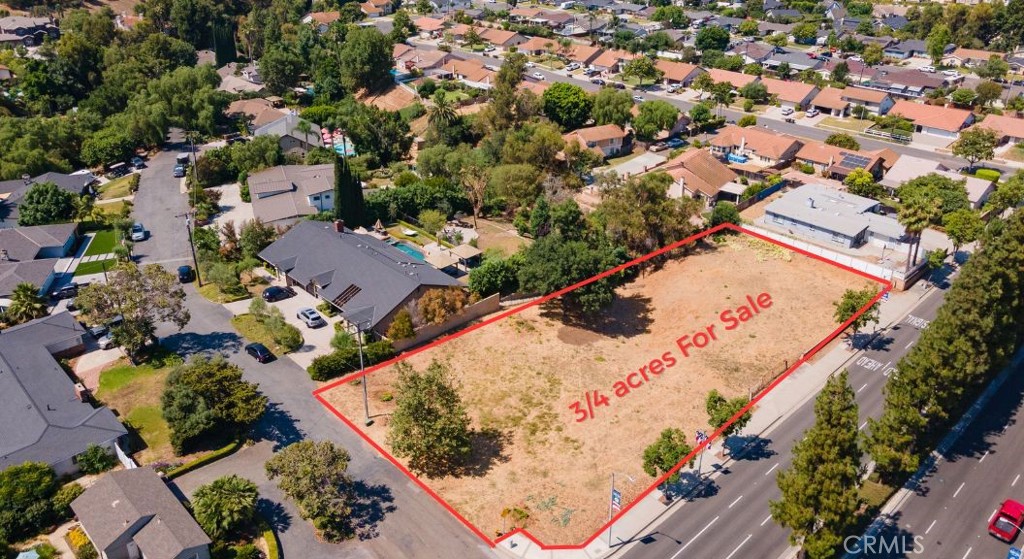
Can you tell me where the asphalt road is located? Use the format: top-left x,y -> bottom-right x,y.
859,354 -> 1024,559
136,139 -> 497,559
425,43 -> 1015,176
616,283 -> 950,559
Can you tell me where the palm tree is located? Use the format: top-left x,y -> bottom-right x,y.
73,194 -> 95,223
5,282 -> 47,325
428,91 -> 458,127
192,475 -> 259,538
295,119 -> 314,153
897,194 -> 942,270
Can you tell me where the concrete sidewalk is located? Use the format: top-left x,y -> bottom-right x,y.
496,282 -> 936,559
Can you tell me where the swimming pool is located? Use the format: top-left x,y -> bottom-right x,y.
391,241 -> 424,261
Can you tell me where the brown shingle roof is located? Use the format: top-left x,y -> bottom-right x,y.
841,86 -> 889,104
566,44 -> 603,65
573,124 -> 627,143
308,11 -> 340,24
414,16 -> 446,32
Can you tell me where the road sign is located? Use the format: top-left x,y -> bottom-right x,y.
611,489 -> 622,511
696,430 -> 708,446
882,292 -> 890,302
1007,547 -> 1021,559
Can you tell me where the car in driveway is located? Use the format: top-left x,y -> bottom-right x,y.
666,138 -> 685,149
781,107 -> 794,116
989,499 -> 1024,542
261,285 -> 296,302
97,332 -> 117,350
532,71 -> 545,80
805,108 -> 820,117
611,82 -> 626,89
296,307 -> 327,328
565,62 -> 581,71
173,165 -> 186,178
648,142 -> 668,152
245,342 -> 275,363
130,222 -> 147,241
177,265 -> 194,283
51,282 -> 85,300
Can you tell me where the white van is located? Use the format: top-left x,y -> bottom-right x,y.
559,1 -> 575,8
920,65 -> 936,73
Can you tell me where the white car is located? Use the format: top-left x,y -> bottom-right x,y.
633,94 -> 645,102
525,61 -> 535,67
97,332 -> 116,350
942,69 -> 959,77
781,107 -> 794,116
920,65 -> 936,73
130,222 -> 147,241
532,71 -> 545,80
805,108 -> 820,117
296,307 -> 326,328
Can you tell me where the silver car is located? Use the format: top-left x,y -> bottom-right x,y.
130,222 -> 146,241
296,307 -> 326,328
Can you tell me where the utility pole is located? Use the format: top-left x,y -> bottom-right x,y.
180,213 -> 203,287
352,316 -> 374,427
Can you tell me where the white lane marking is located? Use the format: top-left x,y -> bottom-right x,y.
858,383 -> 868,393
980,451 -> 989,463
1013,474 -> 1020,487
962,547 -> 972,559
859,421 -> 868,431
761,515 -> 773,527
765,463 -> 779,476
989,509 -> 998,523
729,495 -> 743,509
672,516 -> 719,558
925,520 -> 936,534
725,534 -> 753,559
905,341 -> 915,350
953,482 -> 966,498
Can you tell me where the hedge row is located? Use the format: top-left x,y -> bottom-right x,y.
165,440 -> 243,480
307,340 -> 395,381
259,517 -> 280,559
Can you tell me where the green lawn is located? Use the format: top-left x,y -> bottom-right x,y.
197,283 -> 250,304
96,174 -> 137,200
231,314 -> 291,354
75,259 -> 117,276
84,229 -> 117,256
817,116 -> 873,133
124,406 -> 169,456
96,200 -> 131,217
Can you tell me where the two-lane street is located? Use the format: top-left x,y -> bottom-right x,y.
617,288 -> 948,559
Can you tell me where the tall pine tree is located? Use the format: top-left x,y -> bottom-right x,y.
334,153 -> 367,227
771,370 -> 861,559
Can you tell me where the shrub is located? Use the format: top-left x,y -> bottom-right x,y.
307,348 -> 360,381
76,444 -> 117,475
33,543 -> 59,559
418,288 -> 468,325
316,301 -> 338,317
68,526 -> 98,559
737,115 -> 757,127
387,309 -> 416,340
234,544 -> 261,559
240,182 -> 251,203
799,162 -> 815,174
973,168 -> 1001,182
741,182 -> 767,199
261,519 -> 280,559
52,483 -> 85,518
272,322 -> 303,352
365,340 -> 395,364
166,440 -> 244,479
743,99 -> 754,112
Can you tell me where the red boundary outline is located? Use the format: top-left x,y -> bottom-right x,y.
312,223 -> 891,549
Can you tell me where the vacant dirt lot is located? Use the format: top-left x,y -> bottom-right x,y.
322,234 -> 873,544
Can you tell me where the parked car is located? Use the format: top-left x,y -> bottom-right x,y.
245,342 -> 274,363
566,62 -> 581,71
173,165 -> 186,178
176,153 -> 191,166
805,108 -> 820,117
632,95 -> 645,102
666,84 -> 679,93
590,78 -> 606,85
532,71 -> 545,80
989,499 -> 1024,542
261,286 -> 296,302
525,61 -> 535,67
484,45 -> 496,52
784,117 -> 796,123
611,82 -> 626,89
130,222 -> 147,241
177,265 -> 194,283
781,107 -> 794,116
942,69 -> 959,77
666,138 -> 685,149
51,283 -> 82,300
648,142 -> 668,152
97,332 -> 116,350
296,307 -> 327,328
105,162 -> 129,179
920,65 -> 936,73
130,156 -> 146,169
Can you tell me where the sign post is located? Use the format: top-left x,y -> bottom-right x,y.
695,430 -> 709,478
1007,547 -> 1021,559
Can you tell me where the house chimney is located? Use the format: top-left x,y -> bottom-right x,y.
333,219 -> 345,233
806,197 -> 815,209
0,249 -> 8,261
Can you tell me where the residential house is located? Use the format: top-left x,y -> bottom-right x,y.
877,15 -> 909,31
758,22 -> 795,37
1,312 -> 128,475
969,114 -> 1024,145
360,0 -> 394,17
656,60 -> 704,87
248,164 -> 335,225
0,16 -> 58,47
761,77 -> 819,110
563,124 -> 629,157
440,57 -> 496,88
810,86 -> 893,117
72,468 -> 211,559
711,17 -> 745,31
709,125 -> 803,171
1007,53 -> 1024,74
855,34 -> 895,50
302,11 -> 341,33
0,172 -> 96,229
259,221 -> 462,337
396,47 -> 450,72
818,58 -> 878,84
590,49 -> 637,73
764,49 -> 824,73
942,47 -> 1004,67
879,155 -> 994,208
765,8 -> 802,20
794,141 -> 886,180
253,114 -> 325,155
889,100 -> 975,139
607,2 -> 645,15
659,148 -> 741,207
216,63 -> 265,94
764,183 -> 907,249
414,16 -> 446,37
728,42 -> 778,65
565,44 -> 604,67
0,223 -> 78,262
867,68 -> 948,99
226,98 -> 286,129
706,68 -> 759,90
478,28 -> 527,51
883,39 -> 927,60
518,35 -> 564,56
356,83 -> 419,112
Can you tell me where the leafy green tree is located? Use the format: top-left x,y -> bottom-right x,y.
844,168 -> 883,199
161,384 -> 215,454
975,80 -> 1003,108
688,103 -> 712,130
951,87 -> 978,107
706,389 -> 752,443
518,231 -> 625,313
737,114 -> 757,127
388,360 -> 472,476
239,218 -> 279,259
0,462 -> 57,541
259,45 -> 304,95
418,208 -> 446,235
642,428 -> 694,484
897,188 -> 943,268
975,55 -> 1009,80
651,6 -> 690,28
632,100 -> 679,141
18,182 -> 76,226
5,282 -> 47,325
75,444 -> 116,475
737,18 -> 760,36
926,24 -> 952,64
739,81 -> 768,102
952,127 -> 997,169
542,82 -> 594,130
862,43 -> 884,67
898,173 -> 970,219
468,254 -> 522,297
345,104 -> 413,167
833,286 -> 881,334
709,202 -> 741,227
192,475 -> 259,538
830,61 -> 850,83
771,371 -> 861,559
696,25 -> 730,51
265,440 -> 354,542
986,171 -> 1024,214
386,309 -> 415,340
766,33 -> 788,47
792,22 -> 817,43
340,27 -> 394,93
595,172 -> 700,257
825,133 -> 859,150
621,56 -> 664,88
591,87 -> 634,127
942,208 -> 985,254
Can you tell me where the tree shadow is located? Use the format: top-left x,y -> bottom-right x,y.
257,498 -> 293,533
857,511 -> 922,558
161,330 -> 243,357
453,428 -> 511,478
539,293 -> 655,339
347,479 -> 396,541
727,434 -> 777,461
257,402 -> 306,451
862,333 -> 895,352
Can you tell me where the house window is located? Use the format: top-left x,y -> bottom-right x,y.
312,195 -> 320,201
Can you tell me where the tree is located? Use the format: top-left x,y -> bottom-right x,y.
825,133 -> 860,150
418,287 -> 468,325
792,22 -> 817,44
688,103 -> 712,131
737,114 -> 757,127
18,182 -> 75,226
651,5 -> 690,28
339,27 -> 394,93
926,24 -> 952,64
468,254 -> 521,297
898,173 -> 971,218
75,263 -> 190,359
239,218 -> 278,259
388,360 -> 472,476
632,100 -> 679,141
986,171 -> 1024,214
705,389 -> 752,441
833,286 -> 880,334
696,25 -> 730,51
692,72 -> 715,99
518,232 -> 624,313
976,55 -> 1009,80
737,18 -> 760,36
417,209 -> 446,236
0,462 -> 57,541
862,43 -> 884,67
642,428 -> 694,485
192,475 -> 259,538
621,56 -> 664,88
265,440 -> 354,542
951,87 -> 978,107
542,82 -> 594,130
975,80 -> 1003,108
596,172 -> 701,257
952,127 -> 997,170
74,444 -> 116,475
387,308 -> 415,340
766,33 -> 788,47
5,282 -> 47,325
843,168 -> 883,199
258,45 -> 304,95
739,81 -> 768,102
897,190 -> 943,269
345,104 -> 413,167
460,163 -> 489,228
710,82 -> 735,116
942,208 -> 985,254
709,202 -> 741,227
831,61 -> 850,83
775,61 -> 791,78
770,371 -> 861,559
591,87 -> 634,127
332,153 -> 367,227
427,92 -> 458,129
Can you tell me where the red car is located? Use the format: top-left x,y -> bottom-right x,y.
989,499 -> 1024,542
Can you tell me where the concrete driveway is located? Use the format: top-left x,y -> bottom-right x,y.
211,182 -> 254,229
